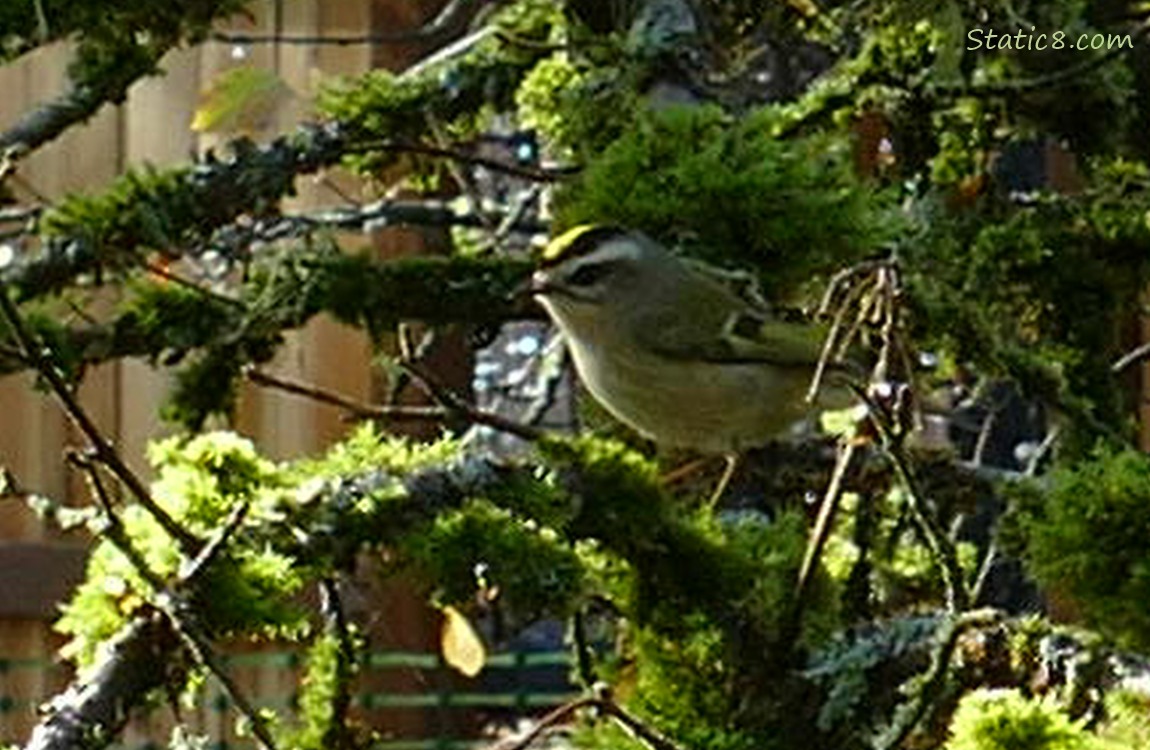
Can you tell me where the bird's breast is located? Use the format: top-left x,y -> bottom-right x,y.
565,337 -> 813,453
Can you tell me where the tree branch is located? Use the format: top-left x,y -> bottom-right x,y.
347,140 -> 578,183
24,613 -> 182,750
245,366 -> 448,422
0,286 -> 200,552
399,357 -> 544,442
0,46 -> 163,155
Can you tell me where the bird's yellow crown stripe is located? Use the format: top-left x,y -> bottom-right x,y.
540,224 -> 625,267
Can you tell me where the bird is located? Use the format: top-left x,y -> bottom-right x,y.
530,224 -> 849,498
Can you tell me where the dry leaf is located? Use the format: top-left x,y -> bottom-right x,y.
440,605 -> 486,677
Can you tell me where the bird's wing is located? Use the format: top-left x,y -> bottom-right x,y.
636,298 -> 829,367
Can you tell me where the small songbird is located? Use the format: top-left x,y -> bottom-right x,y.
530,225 -> 845,457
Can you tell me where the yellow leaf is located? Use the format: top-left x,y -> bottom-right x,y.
191,66 -> 294,135
440,605 -> 485,678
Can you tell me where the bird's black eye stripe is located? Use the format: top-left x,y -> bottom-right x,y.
567,261 -> 613,287
731,312 -> 765,339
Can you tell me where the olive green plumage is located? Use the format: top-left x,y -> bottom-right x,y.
531,225 -> 842,452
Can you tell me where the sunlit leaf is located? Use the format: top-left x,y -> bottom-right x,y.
191,66 -> 294,135
440,605 -> 485,677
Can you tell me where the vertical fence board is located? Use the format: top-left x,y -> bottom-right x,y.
0,2 -> 515,748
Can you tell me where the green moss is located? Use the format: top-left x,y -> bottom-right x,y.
284,628 -> 363,750
515,50 -> 640,159
1095,690 -> 1150,750
402,498 -> 586,622
56,432 -> 306,671
317,1 -> 563,177
542,436 -> 839,749
1007,446 -> 1150,651
944,689 -> 1089,750
555,105 -> 886,299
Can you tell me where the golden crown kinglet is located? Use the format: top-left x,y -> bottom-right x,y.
531,225 -> 843,453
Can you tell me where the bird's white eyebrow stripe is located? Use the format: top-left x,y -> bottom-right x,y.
568,239 -> 643,268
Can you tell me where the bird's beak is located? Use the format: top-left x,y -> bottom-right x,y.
510,270 -> 553,304
526,270 -> 555,297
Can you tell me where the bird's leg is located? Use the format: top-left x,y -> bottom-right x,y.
660,456 -> 713,485
661,454 -> 740,507
707,453 -> 740,509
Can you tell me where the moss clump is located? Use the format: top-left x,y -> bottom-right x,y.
1006,446 -> 1150,651
554,105 -> 885,299
56,433 -> 305,671
402,498 -> 586,623
944,689 -> 1089,750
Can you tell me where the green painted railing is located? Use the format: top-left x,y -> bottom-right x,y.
0,649 -> 576,749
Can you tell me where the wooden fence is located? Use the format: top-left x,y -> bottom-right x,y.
0,0 -> 488,742
0,647 -> 576,748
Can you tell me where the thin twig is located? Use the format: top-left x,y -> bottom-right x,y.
489,697 -> 597,750
144,262 -> 244,307
1110,339 -> 1150,373
72,452 -> 278,750
571,610 -> 598,688
173,504 -> 278,750
808,292 -> 853,402
1023,425 -> 1060,477
0,285 -> 199,553
970,407 -> 999,468
488,693 -> 686,750
426,113 -> 497,234
161,605 -> 280,750
476,185 -> 543,255
400,358 -> 544,442
347,140 -> 577,183
245,367 -> 447,422
70,452 -> 168,593
492,29 -> 570,52
238,199 -> 549,244
600,697 -> 685,750
180,499 -> 250,581
863,391 -> 970,612
786,440 -> 857,648
970,539 -> 998,607
394,322 -> 542,441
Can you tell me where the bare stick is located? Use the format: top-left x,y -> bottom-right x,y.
0,286 -> 199,553
781,439 -> 857,650
391,326 -> 542,441
795,440 -> 857,602
488,693 -> 686,750
398,357 -> 545,442
860,389 -> 970,613
347,140 -> 577,183
72,452 -> 278,750
245,367 -> 447,422
1111,339 -> 1150,373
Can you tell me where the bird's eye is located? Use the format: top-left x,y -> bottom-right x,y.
568,262 -> 611,287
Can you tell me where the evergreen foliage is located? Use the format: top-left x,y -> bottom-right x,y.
4,0 -> 1150,749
